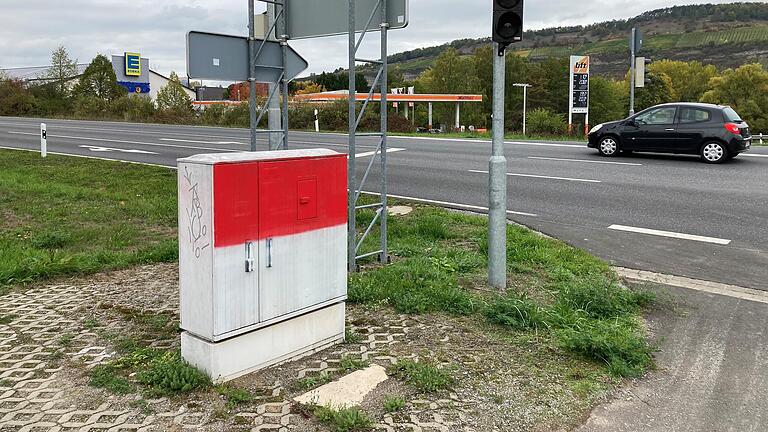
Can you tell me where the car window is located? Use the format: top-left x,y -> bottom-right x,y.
635,107 -> 677,125
723,107 -> 743,123
679,108 -> 711,124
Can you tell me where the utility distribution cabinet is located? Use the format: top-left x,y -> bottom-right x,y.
178,149 -> 347,382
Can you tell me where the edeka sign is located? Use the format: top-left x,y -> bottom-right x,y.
125,52 -> 141,77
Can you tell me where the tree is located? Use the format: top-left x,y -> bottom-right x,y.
388,65 -> 409,90
589,76 -> 627,125
294,81 -> 326,95
415,48 -> 482,128
0,79 -> 35,116
634,72 -> 675,111
156,72 -> 194,114
649,60 -> 717,102
701,63 -> 768,131
73,54 -> 125,101
44,46 -> 78,97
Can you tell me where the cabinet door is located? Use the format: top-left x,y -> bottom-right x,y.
212,163 -> 260,338
258,157 -> 347,322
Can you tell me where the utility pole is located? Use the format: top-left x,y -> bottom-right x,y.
267,3 -> 282,150
488,42 -> 508,289
513,83 -> 531,136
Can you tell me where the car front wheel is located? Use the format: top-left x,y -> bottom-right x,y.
701,142 -> 728,164
598,137 -> 619,157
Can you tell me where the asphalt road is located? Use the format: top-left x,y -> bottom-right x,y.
1,116 -> 767,289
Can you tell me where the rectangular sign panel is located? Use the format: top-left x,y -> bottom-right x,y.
283,0 -> 408,40
569,55 -> 590,115
125,52 -> 142,77
187,31 -> 308,83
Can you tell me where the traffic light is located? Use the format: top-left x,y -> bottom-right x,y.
493,0 -> 524,54
635,57 -> 652,88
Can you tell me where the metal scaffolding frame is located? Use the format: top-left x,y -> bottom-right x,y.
248,0 -> 289,152
347,0 -> 389,271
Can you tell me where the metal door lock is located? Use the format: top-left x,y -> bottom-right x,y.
245,242 -> 255,273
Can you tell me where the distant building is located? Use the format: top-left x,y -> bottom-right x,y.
0,53 -> 196,102
196,86 -> 229,102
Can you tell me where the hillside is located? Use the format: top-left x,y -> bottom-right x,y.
374,3 -> 768,80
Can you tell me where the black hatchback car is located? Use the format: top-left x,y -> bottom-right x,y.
588,103 -> 752,163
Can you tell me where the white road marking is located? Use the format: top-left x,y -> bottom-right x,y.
361,191 -> 537,217
615,267 -> 768,304
469,169 -> 601,183
7,131 -> 238,152
743,154 -> 768,158
355,148 -> 406,158
528,156 -> 642,166
608,224 -> 731,245
79,145 -> 158,154
161,138 -> 244,145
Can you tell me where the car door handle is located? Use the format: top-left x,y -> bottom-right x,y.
665,128 -> 676,131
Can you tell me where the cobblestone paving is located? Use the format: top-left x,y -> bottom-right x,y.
0,265 -> 478,432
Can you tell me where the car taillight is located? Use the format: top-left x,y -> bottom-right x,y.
724,123 -> 741,135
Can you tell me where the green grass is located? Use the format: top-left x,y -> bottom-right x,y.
383,395 -> 406,413
297,372 -> 334,391
217,385 -> 256,409
313,406 -> 374,432
0,149 -> 178,292
388,359 -> 454,393
351,203 -> 655,377
90,364 -> 135,394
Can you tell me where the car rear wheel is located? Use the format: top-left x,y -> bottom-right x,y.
598,137 -> 619,157
701,142 -> 728,164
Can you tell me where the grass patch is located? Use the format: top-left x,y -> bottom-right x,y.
383,395 -> 406,413
297,372 -> 334,390
313,406 -> 373,432
389,360 -> 454,393
90,364 -> 135,394
351,202 -> 655,377
344,327 -> 364,344
0,149 -> 178,290
217,385 -> 255,409
137,351 -> 211,396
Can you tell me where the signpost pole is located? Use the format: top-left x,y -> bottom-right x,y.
489,42 -> 507,290
280,0 -> 289,149
629,27 -> 636,117
522,85 -> 528,135
248,0 -> 258,151
267,3 -> 282,150
347,0 -> 357,272
379,0 -> 389,264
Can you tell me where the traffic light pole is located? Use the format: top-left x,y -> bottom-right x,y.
629,27 -> 637,117
488,43 -> 507,290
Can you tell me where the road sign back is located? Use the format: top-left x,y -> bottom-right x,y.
186,31 -> 308,83
283,0 -> 409,40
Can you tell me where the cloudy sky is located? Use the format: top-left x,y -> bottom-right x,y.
0,0 -> 758,78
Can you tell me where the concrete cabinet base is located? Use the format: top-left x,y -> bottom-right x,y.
182,303 -> 345,383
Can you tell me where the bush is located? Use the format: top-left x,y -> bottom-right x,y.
109,96 -> 156,122
73,95 -> 108,119
526,108 -> 568,135
221,102 -> 252,128
0,79 -> 36,116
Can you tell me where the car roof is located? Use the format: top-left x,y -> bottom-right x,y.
653,102 -> 726,110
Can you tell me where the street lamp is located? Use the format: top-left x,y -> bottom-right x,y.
513,83 -> 532,136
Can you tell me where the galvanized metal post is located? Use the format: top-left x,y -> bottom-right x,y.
379,0 -> 389,264
267,3 -> 282,150
629,27 -> 636,117
488,43 -> 508,290
280,0 -> 289,149
347,0 -> 357,272
248,0 -> 258,151
522,85 -> 527,136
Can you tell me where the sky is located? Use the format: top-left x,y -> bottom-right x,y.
0,0 -> 760,79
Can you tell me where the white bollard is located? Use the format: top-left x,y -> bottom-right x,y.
760,133 -> 764,146
40,123 -> 47,158
314,109 -> 319,132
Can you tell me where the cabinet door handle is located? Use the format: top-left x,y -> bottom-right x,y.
266,238 -> 273,268
665,128 -> 676,132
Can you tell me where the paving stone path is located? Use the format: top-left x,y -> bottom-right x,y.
0,265 -> 476,431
